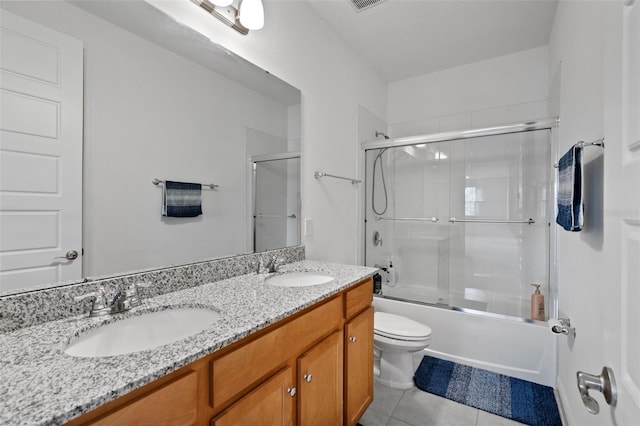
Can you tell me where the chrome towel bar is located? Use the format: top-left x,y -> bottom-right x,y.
449,217 -> 535,225
554,138 -> 604,168
255,214 -> 297,219
314,171 -> 361,184
152,178 -> 219,189
376,216 -> 439,222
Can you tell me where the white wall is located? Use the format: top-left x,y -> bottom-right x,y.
549,1 -> 640,425
387,46 -> 549,137
153,0 -> 387,265
3,1 -> 293,276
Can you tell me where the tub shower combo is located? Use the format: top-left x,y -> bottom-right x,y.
364,119 -> 558,386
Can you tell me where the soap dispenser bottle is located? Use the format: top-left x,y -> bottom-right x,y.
530,284 -> 545,321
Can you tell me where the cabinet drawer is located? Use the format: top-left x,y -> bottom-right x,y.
345,279 -> 373,320
211,296 -> 342,410
91,371 -> 198,426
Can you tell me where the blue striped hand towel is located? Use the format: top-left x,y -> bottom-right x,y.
556,145 -> 583,231
162,181 -> 202,217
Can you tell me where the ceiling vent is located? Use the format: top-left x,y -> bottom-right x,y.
350,0 -> 387,12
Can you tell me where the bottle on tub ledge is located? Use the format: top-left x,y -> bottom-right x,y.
530,283 -> 545,321
386,256 -> 396,287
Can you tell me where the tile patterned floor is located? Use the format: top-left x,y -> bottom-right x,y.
359,382 -> 527,426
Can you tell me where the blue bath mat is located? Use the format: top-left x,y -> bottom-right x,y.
414,356 -> 561,426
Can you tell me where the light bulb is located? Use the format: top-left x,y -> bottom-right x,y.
239,0 -> 264,30
210,0 -> 233,6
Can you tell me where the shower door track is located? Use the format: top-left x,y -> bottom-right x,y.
375,294 -> 543,325
361,117 -> 558,150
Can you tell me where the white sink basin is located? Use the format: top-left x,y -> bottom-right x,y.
65,307 -> 220,358
266,271 -> 334,287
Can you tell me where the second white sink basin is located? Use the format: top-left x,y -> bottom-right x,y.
266,271 -> 334,287
65,307 -> 220,358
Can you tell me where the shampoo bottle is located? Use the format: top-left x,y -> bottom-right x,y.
530,284 -> 545,321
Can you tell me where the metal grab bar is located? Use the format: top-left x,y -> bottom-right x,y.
152,178 -> 219,189
376,216 -> 439,223
255,214 -> 297,219
314,171 -> 361,184
449,217 -> 535,225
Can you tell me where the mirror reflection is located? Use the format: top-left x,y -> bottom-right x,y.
0,0 -> 302,295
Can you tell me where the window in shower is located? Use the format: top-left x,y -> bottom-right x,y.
365,129 -> 551,320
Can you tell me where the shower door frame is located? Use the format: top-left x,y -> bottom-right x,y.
250,151 -> 301,253
361,117 -> 559,323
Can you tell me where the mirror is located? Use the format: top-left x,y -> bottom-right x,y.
0,0 -> 301,295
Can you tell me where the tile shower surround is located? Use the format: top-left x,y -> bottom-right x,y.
0,246 -> 304,333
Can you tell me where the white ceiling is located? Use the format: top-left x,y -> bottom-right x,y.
306,0 -> 559,82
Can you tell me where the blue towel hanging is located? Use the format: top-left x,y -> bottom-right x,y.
162,181 -> 202,218
556,145 -> 583,231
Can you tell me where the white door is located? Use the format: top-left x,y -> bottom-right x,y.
614,1 -> 640,424
0,10 -> 83,293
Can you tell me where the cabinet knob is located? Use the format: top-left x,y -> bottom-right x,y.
349,336 -> 357,343
303,374 -> 313,383
287,387 -> 297,397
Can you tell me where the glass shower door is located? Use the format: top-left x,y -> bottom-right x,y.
364,128 -> 551,320
446,130 -> 551,318
365,141 -> 451,306
253,156 -> 300,252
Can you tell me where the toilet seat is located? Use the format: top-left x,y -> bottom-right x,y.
374,312 -> 431,341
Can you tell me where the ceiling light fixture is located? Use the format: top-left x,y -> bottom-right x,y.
191,0 -> 264,35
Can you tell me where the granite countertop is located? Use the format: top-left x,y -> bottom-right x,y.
0,260 -> 377,426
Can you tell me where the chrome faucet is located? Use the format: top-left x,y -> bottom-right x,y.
255,259 -> 269,274
266,256 -> 285,273
74,282 -> 151,317
255,256 -> 285,274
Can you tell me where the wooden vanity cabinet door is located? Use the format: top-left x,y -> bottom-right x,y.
297,330 -> 343,426
344,306 -> 374,426
212,366 -> 294,426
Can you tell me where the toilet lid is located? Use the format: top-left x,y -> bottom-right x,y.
374,312 -> 431,340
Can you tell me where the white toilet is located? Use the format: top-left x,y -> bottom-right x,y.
373,311 -> 432,389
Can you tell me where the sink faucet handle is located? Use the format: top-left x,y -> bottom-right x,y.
74,286 -> 109,316
268,256 -> 285,273
125,282 -> 151,307
254,259 -> 269,274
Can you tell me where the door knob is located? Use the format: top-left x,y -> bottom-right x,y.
287,387 -> 296,397
303,374 -> 312,383
576,367 -> 617,414
349,336 -> 357,343
55,250 -> 79,260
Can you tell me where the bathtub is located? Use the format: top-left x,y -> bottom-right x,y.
373,296 -> 557,387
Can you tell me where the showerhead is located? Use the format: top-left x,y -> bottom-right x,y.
375,131 -> 390,140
